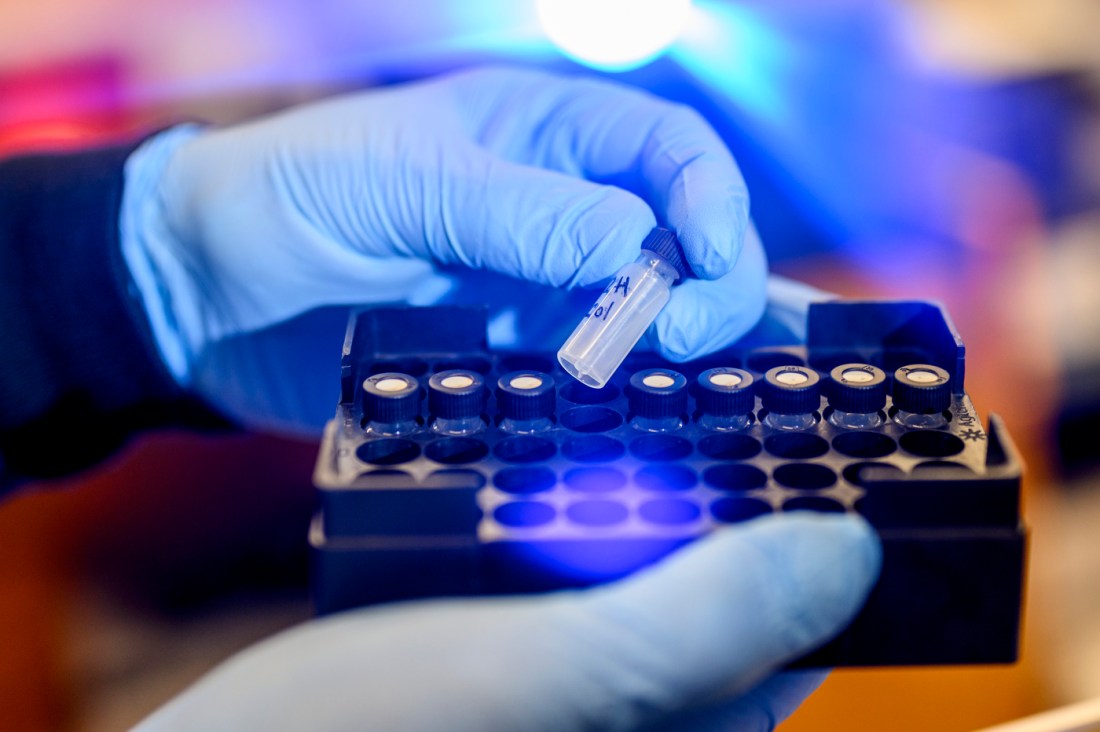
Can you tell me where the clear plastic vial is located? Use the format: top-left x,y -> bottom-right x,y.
362,373 -> 421,436
826,364 -> 887,429
892,364 -> 951,429
428,370 -> 487,436
558,228 -> 690,389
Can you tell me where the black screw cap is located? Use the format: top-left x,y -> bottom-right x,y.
640,227 -> 692,282
362,372 -> 420,424
428,370 -> 487,419
696,368 -> 755,417
627,369 -> 688,419
497,371 -> 556,421
892,364 -> 951,415
760,366 -> 821,415
827,363 -> 887,414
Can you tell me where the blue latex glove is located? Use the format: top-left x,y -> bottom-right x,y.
133,514 -> 881,731
121,66 -> 766,436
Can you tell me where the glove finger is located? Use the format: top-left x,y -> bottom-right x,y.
531,513 -> 881,730
446,66 -> 749,279
651,223 -> 768,360
652,671 -> 829,732
424,145 -> 656,288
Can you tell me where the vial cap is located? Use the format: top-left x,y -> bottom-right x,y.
496,371 -> 556,421
362,372 -> 420,424
760,366 -> 821,415
827,363 -> 887,414
696,368 -> 755,417
640,227 -> 692,282
627,368 -> 688,419
892,364 -> 951,415
428,370 -> 487,419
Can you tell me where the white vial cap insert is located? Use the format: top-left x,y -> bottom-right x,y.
840,369 -> 875,384
907,369 -> 940,384
509,375 -> 544,390
775,371 -> 810,386
709,372 -> 743,387
441,374 -> 475,389
642,373 -> 676,389
374,377 -> 411,392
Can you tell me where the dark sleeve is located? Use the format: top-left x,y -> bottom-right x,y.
0,144 -> 229,493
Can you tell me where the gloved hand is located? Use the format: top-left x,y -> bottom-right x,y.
133,513 -> 881,731
120,66 -> 766,436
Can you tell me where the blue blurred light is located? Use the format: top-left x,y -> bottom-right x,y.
671,1 -> 790,124
537,0 -> 693,72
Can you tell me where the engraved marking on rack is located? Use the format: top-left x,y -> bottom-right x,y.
955,401 -> 977,428
709,372 -> 742,387
642,373 -> 676,389
509,376 -> 543,390
441,375 -> 475,389
961,429 -> 986,441
775,371 -> 809,386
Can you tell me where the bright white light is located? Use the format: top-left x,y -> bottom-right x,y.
536,0 -> 693,72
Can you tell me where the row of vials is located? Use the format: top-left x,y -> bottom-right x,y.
359,362 -> 953,438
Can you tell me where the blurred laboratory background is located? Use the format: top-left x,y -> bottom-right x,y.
2,0 -> 1100,729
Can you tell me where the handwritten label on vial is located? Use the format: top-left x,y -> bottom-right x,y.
584,276 -> 631,321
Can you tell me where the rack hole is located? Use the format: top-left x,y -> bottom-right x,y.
703,464 -> 768,492
560,406 -> 623,433
832,432 -> 897,459
764,433 -> 829,460
639,499 -> 701,525
356,439 -> 421,466
561,435 -> 625,463
711,497 -> 772,523
493,467 -> 557,495
843,462 -> 905,486
698,434 -> 762,461
784,496 -> 846,514
424,437 -> 489,465
629,435 -> 693,462
566,500 -> 628,527
494,501 -> 556,528
912,460 -> 975,476
564,466 -> 628,493
560,382 -> 620,405
493,436 -> 556,464
634,465 -> 698,492
899,431 -> 965,458
773,463 -> 837,490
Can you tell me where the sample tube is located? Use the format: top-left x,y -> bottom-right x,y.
759,365 -> 821,431
558,227 -> 691,389
826,363 -> 887,429
497,371 -> 556,434
362,372 -> 421,436
892,364 -> 951,429
627,368 -> 688,432
428,369 -> 487,435
696,367 -> 755,431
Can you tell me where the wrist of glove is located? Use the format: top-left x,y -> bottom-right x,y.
134,513 -> 881,732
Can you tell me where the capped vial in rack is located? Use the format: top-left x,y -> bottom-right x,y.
760,366 -> 821,431
497,371 -> 555,434
827,364 -> 887,429
892,364 -> 951,429
362,372 -> 421,436
696,368 -> 755,431
627,368 -> 688,432
428,370 -> 487,436
558,227 -> 692,389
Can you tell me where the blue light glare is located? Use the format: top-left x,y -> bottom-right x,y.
670,1 -> 790,121
537,0 -> 693,72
